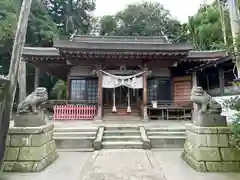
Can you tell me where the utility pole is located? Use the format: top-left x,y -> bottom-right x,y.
34,67 -> 40,88
227,0 -> 240,77
217,0 -> 228,45
0,0 -> 33,165
18,59 -> 27,103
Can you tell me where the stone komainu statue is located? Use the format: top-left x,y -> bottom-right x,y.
190,86 -> 222,114
17,87 -> 48,114
190,86 -> 226,127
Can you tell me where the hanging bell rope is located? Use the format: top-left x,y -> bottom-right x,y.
112,88 -> 117,112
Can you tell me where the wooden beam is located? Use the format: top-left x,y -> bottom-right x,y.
95,70 -> 103,121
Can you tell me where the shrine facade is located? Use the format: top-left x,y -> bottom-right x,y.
22,35 -> 235,120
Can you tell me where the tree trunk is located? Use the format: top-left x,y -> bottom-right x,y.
0,0 -> 33,166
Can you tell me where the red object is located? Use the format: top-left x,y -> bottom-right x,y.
53,105 -> 97,120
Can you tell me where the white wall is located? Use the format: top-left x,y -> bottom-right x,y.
213,95 -> 239,122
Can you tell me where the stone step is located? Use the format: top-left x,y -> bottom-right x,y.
104,112 -> 140,116
147,127 -> 186,132
54,136 -> 95,149
105,126 -> 139,131
103,116 -> 141,121
104,130 -> 140,136
148,136 -> 185,149
54,131 -> 96,137
101,141 -> 143,149
103,135 -> 142,142
147,131 -> 185,136
54,127 -> 98,133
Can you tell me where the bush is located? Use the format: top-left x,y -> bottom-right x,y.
224,96 -> 240,150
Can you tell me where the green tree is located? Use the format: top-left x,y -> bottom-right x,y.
51,80 -> 67,100
0,0 -> 18,54
186,2 -> 232,50
44,0 -> 96,37
99,1 -> 182,42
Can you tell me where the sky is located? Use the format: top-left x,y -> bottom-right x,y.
94,0 -> 215,23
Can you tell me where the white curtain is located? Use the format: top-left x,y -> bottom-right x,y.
101,70 -> 144,89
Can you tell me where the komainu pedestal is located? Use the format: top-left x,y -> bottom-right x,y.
3,124 -> 58,172
3,87 -> 58,172
182,123 -> 240,172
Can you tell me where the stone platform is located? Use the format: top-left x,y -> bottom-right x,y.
3,124 -> 58,172
79,150 -> 165,180
182,123 -> 240,172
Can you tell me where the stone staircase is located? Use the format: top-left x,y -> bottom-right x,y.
101,126 -> 144,149
54,127 -> 98,151
146,127 -> 186,148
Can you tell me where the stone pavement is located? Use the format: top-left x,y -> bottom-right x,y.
1,150 -> 240,180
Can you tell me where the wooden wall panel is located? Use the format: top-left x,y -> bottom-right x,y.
173,76 -> 192,106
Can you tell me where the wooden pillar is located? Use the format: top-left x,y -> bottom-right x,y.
219,68 -> 225,96
18,59 -> 26,103
143,71 -> 148,121
95,71 -> 103,120
34,67 -> 40,89
192,71 -> 198,123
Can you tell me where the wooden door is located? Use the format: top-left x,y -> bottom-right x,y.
173,76 -> 191,106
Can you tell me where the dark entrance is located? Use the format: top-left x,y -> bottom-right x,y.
103,87 -> 142,107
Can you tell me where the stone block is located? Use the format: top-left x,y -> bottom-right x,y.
184,140 -> 196,157
194,114 -> 227,127
13,162 -> 35,172
181,152 -> 207,172
6,135 -> 11,146
10,134 -> 32,146
43,140 -> 56,157
4,147 -> 19,161
218,127 -> 232,134
220,147 -> 240,161
186,123 -> 218,134
32,151 -> 59,172
2,162 -> 15,172
195,147 -> 221,161
187,131 -> 207,146
18,146 -> 44,161
185,141 -> 221,161
206,134 -> 229,147
14,113 -> 46,127
206,162 -> 240,172
31,130 -> 53,146
9,124 -> 54,134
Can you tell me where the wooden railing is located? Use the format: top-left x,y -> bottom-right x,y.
53,104 -> 97,120
147,100 -> 193,120
147,100 -> 192,108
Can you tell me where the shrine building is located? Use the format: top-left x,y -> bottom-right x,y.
22,35 -> 235,121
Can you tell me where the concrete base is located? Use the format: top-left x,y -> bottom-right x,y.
182,123 -> 240,172
3,124 -> 58,172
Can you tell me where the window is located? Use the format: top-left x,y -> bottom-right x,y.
70,79 -> 98,103
147,78 -> 171,102
87,79 -> 98,103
